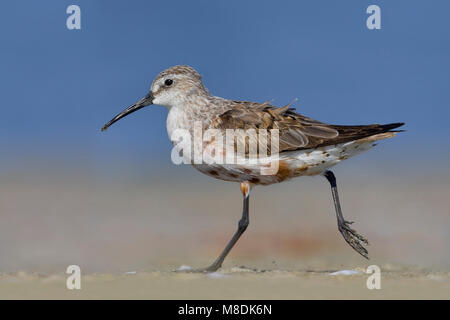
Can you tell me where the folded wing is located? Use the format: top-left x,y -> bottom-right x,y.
210,100 -> 403,154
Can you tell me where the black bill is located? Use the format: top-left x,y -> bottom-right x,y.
101,92 -> 154,131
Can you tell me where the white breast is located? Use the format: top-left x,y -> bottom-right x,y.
166,106 -> 190,140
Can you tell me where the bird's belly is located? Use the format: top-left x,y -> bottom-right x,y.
191,138 -> 378,185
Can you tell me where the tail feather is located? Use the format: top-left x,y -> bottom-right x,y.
328,122 -> 405,146
379,122 -> 405,132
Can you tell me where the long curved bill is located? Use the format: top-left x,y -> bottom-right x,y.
101,92 -> 154,131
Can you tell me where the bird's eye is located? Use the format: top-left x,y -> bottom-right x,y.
164,79 -> 173,86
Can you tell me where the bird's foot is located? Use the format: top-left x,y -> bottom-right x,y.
338,219 -> 370,259
174,263 -> 221,274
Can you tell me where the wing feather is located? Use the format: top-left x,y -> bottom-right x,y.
210,100 -> 404,154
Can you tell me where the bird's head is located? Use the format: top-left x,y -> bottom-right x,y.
101,65 -> 207,131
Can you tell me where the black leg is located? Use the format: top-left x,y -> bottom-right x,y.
179,183 -> 251,273
201,192 -> 250,272
323,170 -> 369,259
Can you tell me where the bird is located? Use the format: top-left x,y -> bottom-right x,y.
101,65 -> 404,272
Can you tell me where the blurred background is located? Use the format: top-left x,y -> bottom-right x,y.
1,0 -> 449,273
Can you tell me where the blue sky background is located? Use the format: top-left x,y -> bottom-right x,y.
1,0 -> 449,170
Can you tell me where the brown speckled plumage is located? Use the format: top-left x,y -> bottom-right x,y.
210,99 -> 403,153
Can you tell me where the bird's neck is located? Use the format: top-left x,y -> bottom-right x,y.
165,95 -> 229,142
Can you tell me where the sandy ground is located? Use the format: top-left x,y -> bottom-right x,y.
1,262 -> 449,299
1,161 -> 449,299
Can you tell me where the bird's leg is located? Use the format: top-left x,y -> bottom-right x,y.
187,182 -> 251,273
323,170 -> 370,259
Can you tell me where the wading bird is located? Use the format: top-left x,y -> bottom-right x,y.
102,65 -> 403,272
